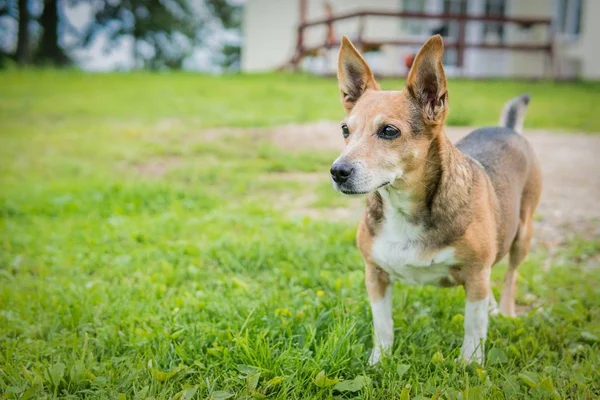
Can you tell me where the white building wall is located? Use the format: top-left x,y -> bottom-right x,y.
506,0 -> 600,80
505,0 -> 553,79
304,0 -> 404,76
243,0 -> 600,79
463,0 -> 508,77
242,0 -> 415,75
579,0 -> 600,79
562,0 -> 600,79
242,0 -> 299,72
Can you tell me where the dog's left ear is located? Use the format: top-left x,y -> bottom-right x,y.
337,36 -> 379,112
406,35 -> 448,124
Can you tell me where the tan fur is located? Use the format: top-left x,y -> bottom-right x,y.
501,161 -> 542,315
358,215 -> 389,302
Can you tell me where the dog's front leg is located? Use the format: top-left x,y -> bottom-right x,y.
365,262 -> 393,365
460,267 -> 491,364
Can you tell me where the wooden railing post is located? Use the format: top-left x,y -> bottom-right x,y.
357,13 -> 365,51
457,15 -> 466,74
291,0 -> 308,70
290,25 -> 305,70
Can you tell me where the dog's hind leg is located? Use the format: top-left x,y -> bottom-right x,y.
500,161 -> 541,318
500,215 -> 534,317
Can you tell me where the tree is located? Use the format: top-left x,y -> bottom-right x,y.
15,0 -> 29,64
205,0 -> 241,30
0,0 -> 70,66
0,0 -> 15,65
81,0 -> 199,70
205,0 -> 242,70
81,0 -> 243,70
35,0 -> 69,65
2,0 -> 244,70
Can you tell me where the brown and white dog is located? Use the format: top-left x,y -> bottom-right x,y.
330,35 -> 541,365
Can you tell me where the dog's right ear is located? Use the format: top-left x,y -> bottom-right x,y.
337,36 -> 379,112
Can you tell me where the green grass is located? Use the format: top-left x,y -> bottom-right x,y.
1,71 -> 599,399
1,70 -> 599,131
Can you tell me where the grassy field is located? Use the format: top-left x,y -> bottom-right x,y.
1,71 -> 599,399
1,70 -> 600,131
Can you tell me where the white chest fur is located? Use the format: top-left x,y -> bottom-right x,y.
371,197 -> 457,286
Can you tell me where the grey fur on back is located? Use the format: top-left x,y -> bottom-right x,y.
457,93 -> 533,175
455,95 -> 536,259
499,94 -> 530,134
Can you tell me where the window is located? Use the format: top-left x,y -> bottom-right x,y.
484,0 -> 506,42
443,0 -> 467,14
441,0 -> 467,66
555,0 -> 582,37
402,0 -> 427,36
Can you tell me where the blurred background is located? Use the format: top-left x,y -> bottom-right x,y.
0,0 -> 596,79
1,1 -> 599,398
0,0 -> 245,71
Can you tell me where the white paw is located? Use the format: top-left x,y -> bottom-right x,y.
368,348 -> 383,365
499,307 -> 517,318
460,343 -> 484,365
489,294 -> 499,316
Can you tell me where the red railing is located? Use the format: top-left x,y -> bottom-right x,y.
285,9 -> 554,78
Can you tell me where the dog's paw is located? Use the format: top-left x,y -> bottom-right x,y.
368,348 -> 383,365
489,306 -> 500,317
499,307 -> 517,318
488,294 -> 499,316
459,345 -> 484,365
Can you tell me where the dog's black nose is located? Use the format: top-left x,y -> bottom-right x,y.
330,162 -> 354,184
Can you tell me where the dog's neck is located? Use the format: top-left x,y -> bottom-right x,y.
378,130 -> 474,232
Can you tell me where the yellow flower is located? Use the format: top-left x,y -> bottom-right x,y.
275,308 -> 292,317
316,290 -> 325,297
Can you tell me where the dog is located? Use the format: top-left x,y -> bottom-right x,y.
330,35 -> 541,365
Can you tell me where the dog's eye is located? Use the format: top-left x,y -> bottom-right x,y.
341,124 -> 350,138
378,125 -> 401,140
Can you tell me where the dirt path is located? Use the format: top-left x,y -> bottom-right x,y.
266,122 -> 600,245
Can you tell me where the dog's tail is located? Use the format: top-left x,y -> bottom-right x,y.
499,94 -> 530,134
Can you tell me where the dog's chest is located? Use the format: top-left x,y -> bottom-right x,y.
371,212 -> 457,286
